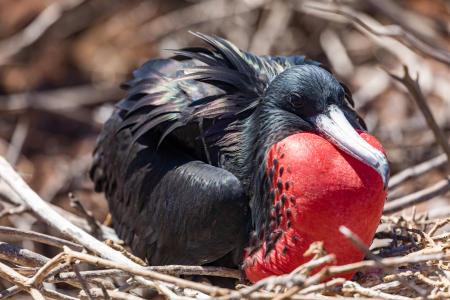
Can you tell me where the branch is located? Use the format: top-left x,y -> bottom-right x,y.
389,153 -> 448,189
0,241 -> 49,267
320,28 -> 354,78
27,253 -> 65,287
0,156 -> 139,266
0,0 -> 86,64
104,240 -> 146,267
71,263 -> 94,300
79,288 -> 144,300
248,0 -> 293,54
0,226 -> 83,251
0,204 -> 29,219
5,116 -> 30,167
271,254 -> 336,300
250,294 -> 382,300
53,265 -> 241,282
0,261 -> 45,300
134,0 -> 266,45
0,180 -> 118,241
343,281 -> 412,300
363,0 -> 444,51
0,285 -> 21,299
386,66 -> 450,164
0,84 -> 120,113
70,193 -> 102,239
63,247 -> 232,296
41,288 -> 78,300
384,176 -> 450,214
145,265 -> 241,279
302,2 -> 450,66
339,226 -> 426,297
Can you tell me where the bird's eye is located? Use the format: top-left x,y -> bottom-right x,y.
289,93 -> 305,108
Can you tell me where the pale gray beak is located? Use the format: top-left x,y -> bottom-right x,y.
308,105 -> 389,190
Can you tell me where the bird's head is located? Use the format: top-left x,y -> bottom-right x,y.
261,64 -> 389,189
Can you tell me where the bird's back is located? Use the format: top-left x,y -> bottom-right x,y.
90,56 -> 250,265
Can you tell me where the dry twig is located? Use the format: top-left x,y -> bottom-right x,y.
0,156 -> 136,266
386,66 -> 450,164
0,241 -> 49,267
0,0 -> 86,64
5,116 -> 30,167
134,0 -> 266,46
70,193 -> 102,239
0,226 -> 83,251
389,153 -> 448,189
63,247 -> 232,296
0,84 -> 120,114
0,261 -> 45,300
384,176 -> 450,214
302,2 -> 450,66
248,0 -> 293,54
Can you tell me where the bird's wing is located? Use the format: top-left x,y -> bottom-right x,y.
115,33 -> 363,161
115,34 -> 324,159
91,109 -> 249,265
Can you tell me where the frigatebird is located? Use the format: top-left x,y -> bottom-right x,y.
90,33 -> 389,282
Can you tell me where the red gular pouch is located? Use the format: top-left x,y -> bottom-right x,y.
243,131 -> 387,283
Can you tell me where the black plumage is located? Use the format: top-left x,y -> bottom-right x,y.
90,33 -> 365,266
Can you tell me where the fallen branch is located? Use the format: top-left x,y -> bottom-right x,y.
343,281 -> 412,300
134,0 -> 266,45
70,193 -> 102,240
0,179 -> 118,240
363,0 -> 444,51
0,0 -> 86,64
54,264 -> 241,281
0,285 -> 21,299
41,288 -> 78,300
27,253 -> 65,287
302,2 -> 450,66
387,66 -> 450,164
248,0 -> 293,54
320,28 -> 354,78
389,153 -> 448,189
250,294 -> 382,300
0,241 -> 49,267
0,226 -> 83,251
0,204 -> 29,219
0,261 -> 45,300
271,254 -> 336,300
63,247 -> 232,296
0,84 -> 120,113
5,116 -> 30,167
384,176 -> 450,214
339,226 -> 426,297
0,156 -> 139,266
79,288 -> 144,300
71,263 -> 94,300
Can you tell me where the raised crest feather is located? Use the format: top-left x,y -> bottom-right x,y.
117,32 -> 320,148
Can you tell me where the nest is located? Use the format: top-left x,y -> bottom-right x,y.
0,159 -> 448,299
0,0 -> 449,299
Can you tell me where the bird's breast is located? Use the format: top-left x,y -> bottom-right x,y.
243,131 -> 387,282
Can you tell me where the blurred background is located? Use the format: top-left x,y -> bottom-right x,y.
0,0 -> 449,245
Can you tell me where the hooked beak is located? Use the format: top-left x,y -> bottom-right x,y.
307,105 -> 389,190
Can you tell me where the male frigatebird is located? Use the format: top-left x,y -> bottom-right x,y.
90,33 -> 389,283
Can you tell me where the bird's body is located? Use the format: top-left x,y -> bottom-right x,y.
243,132 -> 386,282
90,33 -> 389,282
